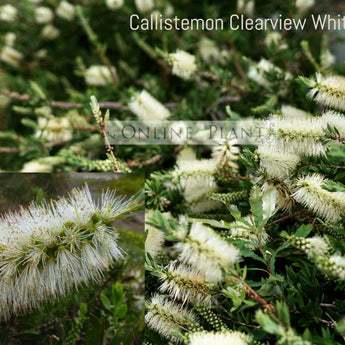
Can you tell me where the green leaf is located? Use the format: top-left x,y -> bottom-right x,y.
116,305 -> 128,318
295,224 -> 313,238
249,186 -> 264,228
100,293 -> 112,312
276,301 -> 290,327
240,246 -> 266,264
112,282 -> 125,308
255,310 -> 284,336
80,302 -> 88,316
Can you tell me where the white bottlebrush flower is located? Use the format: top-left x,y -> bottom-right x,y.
0,185 -> 140,321
159,262 -> 212,304
0,46 -> 23,68
35,7 -> 54,24
135,0 -> 155,13
258,144 -> 300,179
174,159 -> 218,202
322,110 -> 345,137
21,160 -> 54,173
182,174 -> 218,203
56,1 -> 75,21
212,138 -> 240,171
169,50 -> 197,80
85,65 -> 116,86
328,255 -> 345,280
164,3 -> 174,17
174,159 -> 217,180
41,25 -> 60,40
177,147 -> 197,162
21,156 -> 65,173
175,223 -> 240,283
264,32 -> 287,50
4,33 -> 16,47
187,198 -> 223,214
280,105 -> 310,118
36,116 -> 73,142
294,174 -> 345,223
316,254 -> 345,281
295,0 -> 314,14
248,58 -> 291,88
308,73 -> 345,111
248,61 -> 270,88
264,116 -> 326,156
145,294 -> 197,343
128,90 -> 170,121
35,49 -> 48,59
145,210 -> 166,258
106,0 -> 124,10
292,236 -> 330,256
237,0 -> 255,17
0,5 -> 17,22
173,159 -> 221,213
190,331 -> 251,345
198,38 -> 220,64
320,49 -> 335,69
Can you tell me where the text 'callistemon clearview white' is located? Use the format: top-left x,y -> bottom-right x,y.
0,185 -> 141,321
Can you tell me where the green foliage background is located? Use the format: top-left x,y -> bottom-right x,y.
1,0 -> 344,172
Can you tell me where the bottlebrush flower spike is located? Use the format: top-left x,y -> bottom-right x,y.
322,110 -> 345,137
248,58 -> 291,88
56,1 -> 76,21
0,185 -> 142,321
174,222 -> 240,283
189,330 -> 252,345
169,50 -> 197,80
145,210 -> 166,258
308,73 -> 345,111
128,90 -> 170,122
173,159 -> 218,202
212,138 -> 240,172
315,254 -> 345,281
264,115 -> 326,156
158,262 -> 212,304
293,174 -> 345,223
290,235 -> 330,256
258,144 -> 300,179
145,294 -> 198,343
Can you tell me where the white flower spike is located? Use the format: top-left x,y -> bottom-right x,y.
190,331 -> 252,345
308,73 -> 345,111
158,262 -> 212,304
175,222 -> 240,283
170,50 -> 197,80
128,90 -> 170,121
294,174 -> 345,223
0,185 -> 141,321
145,294 -> 197,343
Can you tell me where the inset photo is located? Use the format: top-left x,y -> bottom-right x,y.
0,173 -> 144,345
